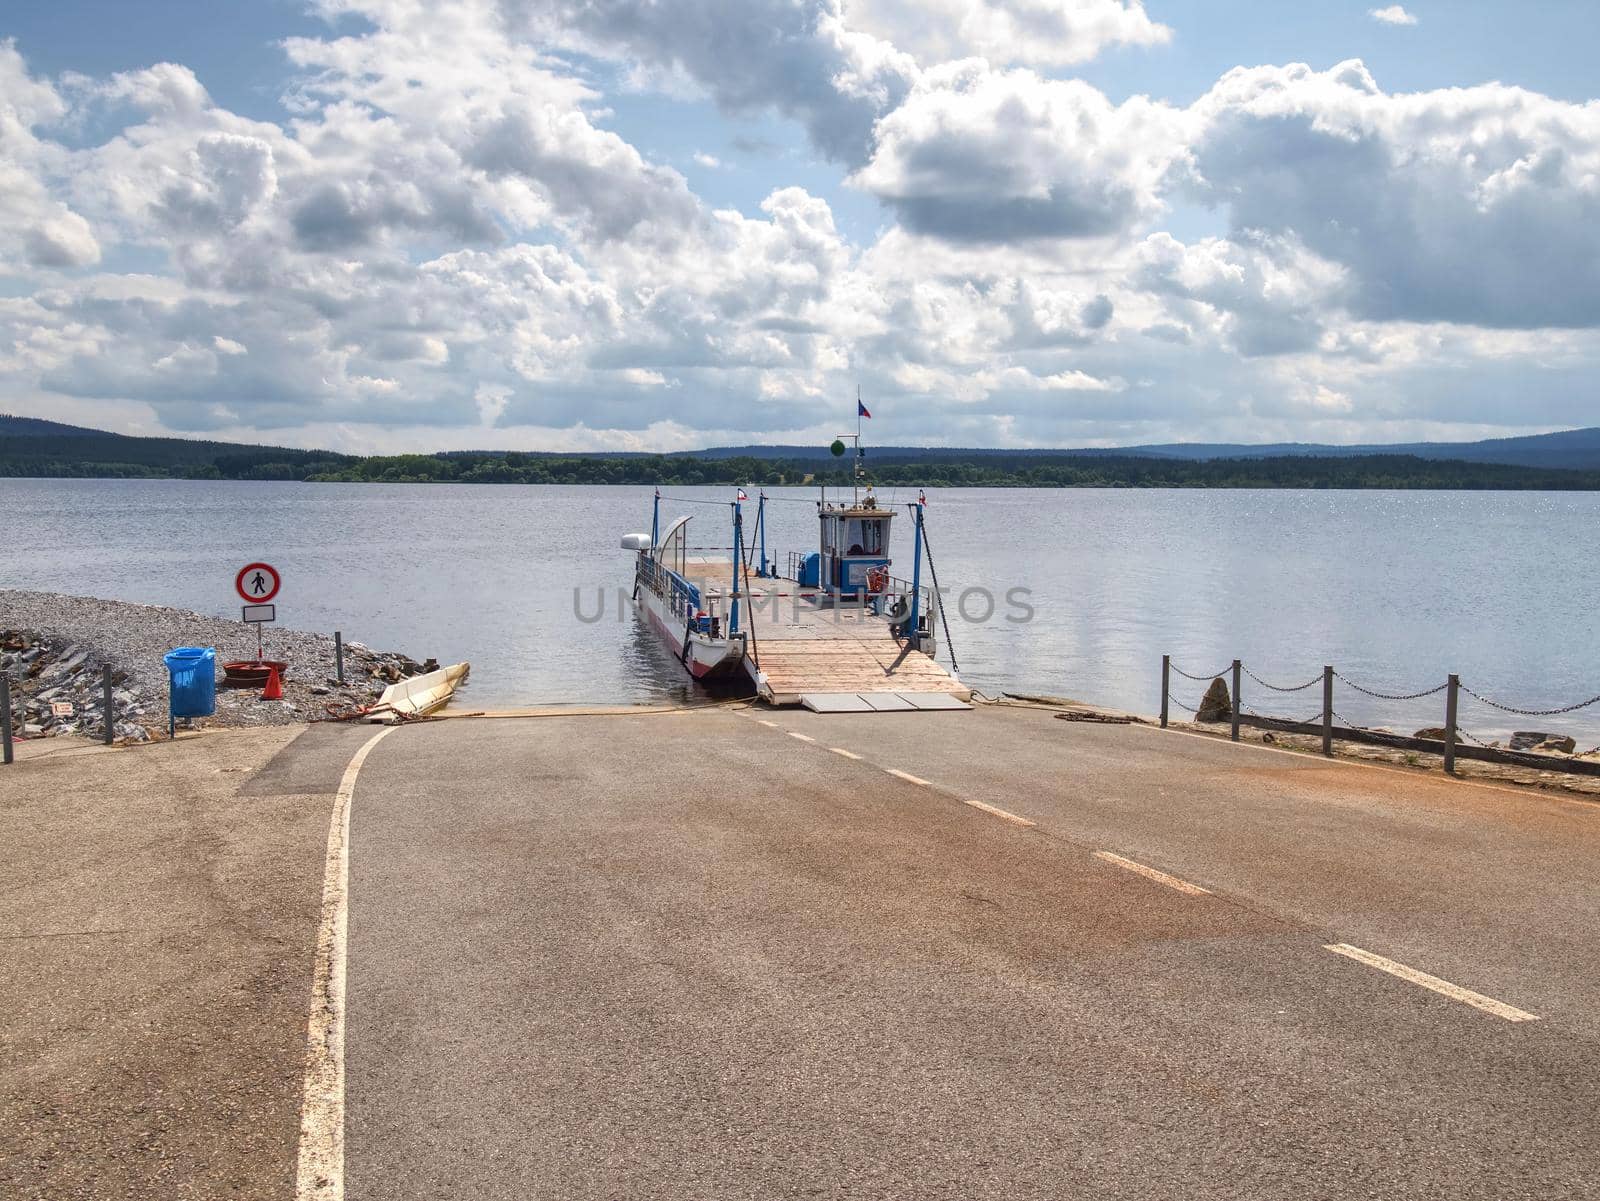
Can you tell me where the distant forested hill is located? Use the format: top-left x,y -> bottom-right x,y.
5,415 -> 1600,488
0,415 -> 354,480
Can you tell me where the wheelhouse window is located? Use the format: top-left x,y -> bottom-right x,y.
845,519 -> 883,555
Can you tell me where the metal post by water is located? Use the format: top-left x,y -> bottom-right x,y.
1,675 -> 13,765
103,665 -> 114,745
1160,655 -> 1170,728
1322,666 -> 1334,756
1230,659 -> 1242,742
335,631 -> 345,684
1443,674 -> 1460,773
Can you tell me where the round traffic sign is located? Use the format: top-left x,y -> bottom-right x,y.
236,562 -> 281,603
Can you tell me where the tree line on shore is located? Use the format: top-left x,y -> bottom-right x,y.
7,441 -> 1600,488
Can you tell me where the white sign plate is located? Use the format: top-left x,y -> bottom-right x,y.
242,603 -> 277,624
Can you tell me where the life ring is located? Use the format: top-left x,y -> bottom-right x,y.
865,565 -> 888,595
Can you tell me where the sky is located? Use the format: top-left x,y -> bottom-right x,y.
3,1 -> 1600,453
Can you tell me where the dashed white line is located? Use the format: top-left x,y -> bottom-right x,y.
885,767 -> 931,786
787,731 -> 815,743
1324,943 -> 1540,1022
1093,851 -> 1211,896
961,799 -> 1035,827
829,747 -> 862,760
756,719 -> 780,728
295,725 -> 396,1201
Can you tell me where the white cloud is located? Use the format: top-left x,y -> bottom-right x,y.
502,0 -> 917,167
851,62 -> 1186,242
1369,6 -> 1419,26
0,42 -> 102,271
1187,60 -> 1600,329
844,0 -> 1170,68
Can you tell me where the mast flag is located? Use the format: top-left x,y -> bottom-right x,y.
858,400 -> 871,419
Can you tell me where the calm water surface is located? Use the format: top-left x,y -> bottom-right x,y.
3,479 -> 1599,744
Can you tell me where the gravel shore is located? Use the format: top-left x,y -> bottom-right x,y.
1,590 -> 432,739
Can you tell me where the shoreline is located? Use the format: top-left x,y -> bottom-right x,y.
1,589 -> 435,742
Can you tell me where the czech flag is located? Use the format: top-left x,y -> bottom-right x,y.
736,487 -> 748,501
858,400 -> 871,419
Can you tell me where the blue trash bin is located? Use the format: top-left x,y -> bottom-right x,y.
164,647 -> 217,720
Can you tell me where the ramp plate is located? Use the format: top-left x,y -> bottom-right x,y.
799,691 -> 973,713
800,693 -> 876,713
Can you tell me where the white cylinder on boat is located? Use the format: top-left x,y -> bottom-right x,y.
620,533 -> 652,551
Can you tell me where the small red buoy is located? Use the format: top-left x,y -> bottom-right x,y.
262,666 -> 283,701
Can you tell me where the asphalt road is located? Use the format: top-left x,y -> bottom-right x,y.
342,705 -> 1600,1199
0,721 -> 377,1200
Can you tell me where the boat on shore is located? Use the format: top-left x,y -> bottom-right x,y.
366,661 -> 471,722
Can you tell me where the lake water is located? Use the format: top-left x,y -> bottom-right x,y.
3,478 -> 1599,745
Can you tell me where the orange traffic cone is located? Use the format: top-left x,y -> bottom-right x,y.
262,666 -> 283,700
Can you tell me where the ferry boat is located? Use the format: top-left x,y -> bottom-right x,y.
622,420 -> 969,709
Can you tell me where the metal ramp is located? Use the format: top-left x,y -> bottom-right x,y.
800,691 -> 973,713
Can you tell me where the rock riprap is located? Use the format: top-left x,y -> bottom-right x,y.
1,590 -> 443,741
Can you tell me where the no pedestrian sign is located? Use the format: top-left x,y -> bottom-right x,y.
236,562 -> 281,603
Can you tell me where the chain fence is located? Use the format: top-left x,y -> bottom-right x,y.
1160,652 -> 1600,778
1241,665 -> 1321,693
1168,660 -> 1233,683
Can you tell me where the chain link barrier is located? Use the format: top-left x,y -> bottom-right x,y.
1241,665 -> 1322,693
1169,661 -> 1232,683
1331,671 -> 1448,701
1166,691 -> 1200,714
1458,682 -> 1600,718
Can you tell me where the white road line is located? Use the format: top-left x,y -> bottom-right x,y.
294,726 -> 396,1201
885,767 -> 931,786
756,719 -> 779,728
787,731 -> 815,743
962,799 -> 1036,827
829,747 -> 862,760
1324,943 -> 1541,1022
1093,851 -> 1211,896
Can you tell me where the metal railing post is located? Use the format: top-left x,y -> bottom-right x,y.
1,675 -> 12,765
335,631 -> 345,684
1160,655 -> 1170,728
1444,674 -> 1460,773
1322,666 -> 1334,756
1230,659 -> 1242,742
103,665 -> 114,745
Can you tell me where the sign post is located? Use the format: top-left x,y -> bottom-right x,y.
236,563 -> 282,661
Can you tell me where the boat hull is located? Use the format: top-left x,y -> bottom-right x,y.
366,662 -> 470,721
634,567 -> 746,680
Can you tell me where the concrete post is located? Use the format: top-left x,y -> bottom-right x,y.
1230,659 -> 1242,742
335,631 -> 345,685
1,675 -> 12,765
1444,674 -> 1460,774
1322,666 -> 1334,757
103,665 -> 114,745
1160,655 -> 1170,729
